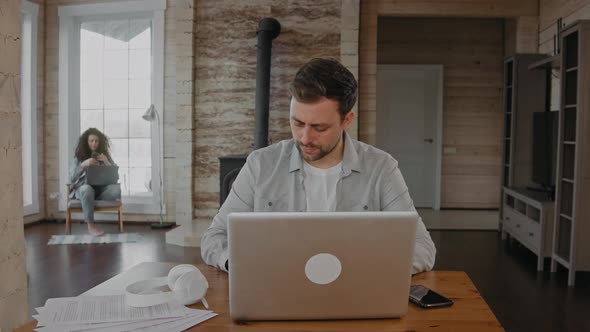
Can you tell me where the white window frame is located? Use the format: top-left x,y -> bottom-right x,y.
22,0 -> 39,216
58,0 -> 166,214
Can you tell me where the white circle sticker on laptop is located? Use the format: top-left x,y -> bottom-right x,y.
305,253 -> 342,285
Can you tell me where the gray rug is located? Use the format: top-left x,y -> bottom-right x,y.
48,233 -> 142,245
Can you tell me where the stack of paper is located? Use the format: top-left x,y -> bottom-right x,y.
33,294 -> 217,332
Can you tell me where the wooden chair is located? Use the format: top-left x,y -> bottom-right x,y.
65,184 -> 123,234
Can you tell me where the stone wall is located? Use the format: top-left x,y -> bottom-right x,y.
0,0 -> 29,329
192,0 -> 346,222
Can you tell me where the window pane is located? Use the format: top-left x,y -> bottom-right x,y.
80,79 -> 103,110
130,167 -> 152,195
130,49 -> 150,79
80,110 -> 104,133
104,109 -> 128,138
104,50 -> 128,79
130,108 -> 151,138
129,138 -> 151,168
21,14 -> 33,206
110,138 -> 128,168
80,50 -> 102,83
104,20 -> 129,50
79,17 -> 155,201
81,21 -> 104,51
129,79 -> 150,109
129,19 -> 151,49
104,80 -> 128,108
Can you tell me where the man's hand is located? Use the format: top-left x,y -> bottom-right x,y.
82,158 -> 99,168
96,153 -> 111,166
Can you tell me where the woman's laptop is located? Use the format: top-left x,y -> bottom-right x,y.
227,211 -> 418,321
86,165 -> 119,186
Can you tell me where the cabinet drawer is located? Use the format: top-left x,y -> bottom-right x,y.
526,221 -> 541,250
506,209 -> 526,236
503,208 -> 516,232
512,215 -> 526,238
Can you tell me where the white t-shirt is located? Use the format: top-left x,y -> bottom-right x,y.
303,161 -> 342,212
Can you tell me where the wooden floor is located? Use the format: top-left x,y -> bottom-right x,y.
24,221 -> 590,332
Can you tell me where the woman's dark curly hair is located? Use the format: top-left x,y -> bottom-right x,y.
75,128 -> 112,162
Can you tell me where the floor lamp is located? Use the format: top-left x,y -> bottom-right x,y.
142,104 -> 174,229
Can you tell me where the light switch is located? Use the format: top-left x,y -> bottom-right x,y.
444,147 -> 457,154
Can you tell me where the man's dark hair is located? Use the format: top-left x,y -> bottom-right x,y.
75,127 -> 112,162
289,58 -> 357,120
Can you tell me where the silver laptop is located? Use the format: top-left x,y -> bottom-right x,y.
86,165 -> 119,186
228,211 -> 418,321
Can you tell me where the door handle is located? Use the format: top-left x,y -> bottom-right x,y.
424,138 -> 434,143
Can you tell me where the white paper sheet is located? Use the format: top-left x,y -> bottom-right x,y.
35,317 -> 178,332
90,310 -> 214,332
35,311 -> 216,332
128,312 -> 218,332
36,295 -> 190,327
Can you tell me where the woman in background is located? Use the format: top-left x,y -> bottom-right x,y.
69,128 -> 120,236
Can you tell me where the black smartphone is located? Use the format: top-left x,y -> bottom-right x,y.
409,285 -> 454,308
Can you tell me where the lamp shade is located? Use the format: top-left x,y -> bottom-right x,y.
142,104 -> 157,122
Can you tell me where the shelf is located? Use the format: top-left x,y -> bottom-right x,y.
565,70 -> 578,105
515,200 -> 527,215
564,31 -> 578,69
562,145 -> 576,179
551,22 -> 590,286
564,100 -> 577,142
506,195 -> 515,208
560,180 -> 574,215
557,215 -> 572,260
528,54 -> 561,70
506,85 -> 513,89
553,254 -> 571,268
528,206 -> 541,222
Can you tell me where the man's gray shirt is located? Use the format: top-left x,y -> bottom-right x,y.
201,133 -> 436,274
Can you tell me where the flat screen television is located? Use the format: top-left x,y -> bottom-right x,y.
532,111 -> 558,191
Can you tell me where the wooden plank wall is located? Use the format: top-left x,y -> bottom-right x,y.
360,0 -> 539,208
378,18 -> 504,208
539,0 -> 590,54
539,0 -> 590,111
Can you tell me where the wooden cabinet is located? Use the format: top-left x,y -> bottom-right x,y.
551,20 -> 590,286
502,187 -> 555,271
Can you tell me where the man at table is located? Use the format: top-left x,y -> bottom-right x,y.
201,57 -> 436,274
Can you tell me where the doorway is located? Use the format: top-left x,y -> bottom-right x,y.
376,65 -> 443,209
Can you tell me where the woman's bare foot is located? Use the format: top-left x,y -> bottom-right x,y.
88,223 -> 105,236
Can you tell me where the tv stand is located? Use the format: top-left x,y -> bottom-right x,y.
525,186 -> 555,200
502,187 -> 555,271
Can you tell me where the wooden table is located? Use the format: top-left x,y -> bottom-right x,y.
16,262 -> 503,331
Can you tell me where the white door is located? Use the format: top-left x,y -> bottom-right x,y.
376,65 -> 442,209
